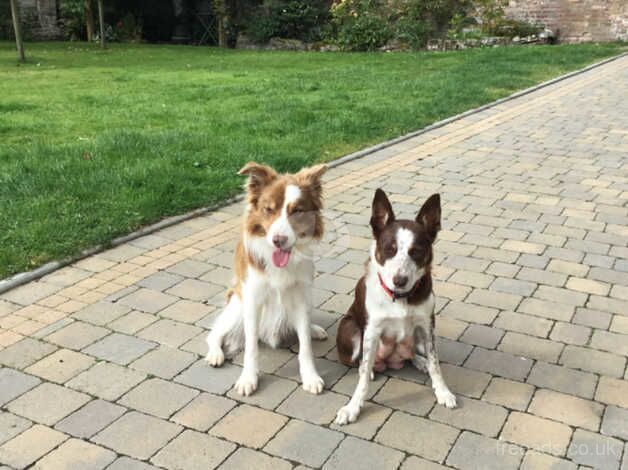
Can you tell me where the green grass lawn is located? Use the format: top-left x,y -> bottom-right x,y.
0,41 -> 624,278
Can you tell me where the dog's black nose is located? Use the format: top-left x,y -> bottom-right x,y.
273,235 -> 288,248
393,275 -> 408,288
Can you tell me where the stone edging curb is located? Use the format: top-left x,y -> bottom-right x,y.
1,50 -> 626,295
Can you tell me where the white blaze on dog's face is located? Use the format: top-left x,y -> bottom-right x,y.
238,162 -> 327,268
369,188 -> 441,293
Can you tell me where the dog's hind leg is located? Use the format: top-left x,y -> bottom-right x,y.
206,294 -> 243,367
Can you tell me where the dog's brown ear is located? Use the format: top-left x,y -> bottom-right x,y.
238,162 -> 278,205
296,164 -> 327,209
371,188 -> 395,236
297,164 -> 327,183
416,193 -> 441,242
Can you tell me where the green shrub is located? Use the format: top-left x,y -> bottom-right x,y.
329,0 -> 392,51
246,0 -> 330,43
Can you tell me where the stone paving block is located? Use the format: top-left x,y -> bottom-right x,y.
277,388 -> 348,425
437,338 -> 474,366
567,429 -> 623,470
72,301 -> 130,326
534,285 -> 588,307
55,399 -> 125,439
466,288 -> 522,311
138,319 -> 202,348
324,436 -> 404,470
166,259 -> 214,278
1,282 -> 62,306
108,310 -> 157,334
232,344 -> 295,373
314,273 -> 357,294
601,406 -> 628,441
610,315 -> 628,334
83,333 -> 156,365
520,450 -> 577,470
0,367 -> 41,405
372,378 -> 435,416
45,321 -> 109,350
93,411 -> 182,460
430,395 -> 508,437
573,308 -> 612,330
499,331 -> 564,363
332,367 -> 387,399
517,267 -> 566,287
0,424 -> 68,469
276,357 -> 347,389
490,277 -> 537,296
527,361 -> 597,399
465,347 -> 533,381
401,456 -> 450,470
440,301 -> 498,325
518,298 -> 574,322
560,345 -> 626,378
119,378 -> 198,419
265,419 -> 344,468
483,377 -> 534,411
550,321 -> 591,346
0,412 -> 31,445
566,277 -> 610,296
32,438 -> 116,470
439,363 -> 491,399
0,337 -> 56,369
99,244 -> 145,262
25,348 -> 95,384
7,382 -> 90,426
487,261 -> 520,278
219,448 -> 291,470
175,360 -> 242,395
588,295 -> 628,316
435,316 -> 467,340
449,270 -> 494,288
137,271 -> 184,291
210,404 -> 287,449
433,281 -> 472,301
226,374 -> 297,410
501,412 -> 572,456
119,288 -> 178,313
165,279 -> 222,302
590,330 -> 628,356
375,411 -> 459,463
494,311 -> 553,338
460,324 -> 504,349
130,345 -> 196,379
66,361 -> 146,401
446,430 -> 524,470
596,377 -> 628,409
529,389 -> 603,431
172,393 -> 236,432
159,299 -> 211,324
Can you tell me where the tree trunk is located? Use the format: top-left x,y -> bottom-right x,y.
9,0 -> 25,62
97,0 -> 105,48
85,0 -> 95,41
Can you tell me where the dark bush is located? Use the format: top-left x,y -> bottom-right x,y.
246,0 -> 330,43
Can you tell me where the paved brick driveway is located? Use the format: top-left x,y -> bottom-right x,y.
1,55 -> 627,470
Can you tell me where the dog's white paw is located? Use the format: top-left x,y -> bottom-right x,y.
335,405 -> 360,425
310,324 -> 328,341
436,388 -> 457,408
302,373 -> 324,394
234,372 -> 258,396
205,347 -> 225,367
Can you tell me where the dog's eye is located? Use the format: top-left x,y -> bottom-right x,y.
409,248 -> 420,259
385,243 -> 397,255
263,206 -> 274,215
292,207 -> 303,214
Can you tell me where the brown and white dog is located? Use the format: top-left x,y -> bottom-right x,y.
335,188 -> 456,425
206,162 -> 328,396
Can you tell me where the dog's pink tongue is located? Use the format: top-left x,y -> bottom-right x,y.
272,249 -> 291,268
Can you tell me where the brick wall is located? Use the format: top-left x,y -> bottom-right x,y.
505,0 -> 628,43
18,0 -> 61,40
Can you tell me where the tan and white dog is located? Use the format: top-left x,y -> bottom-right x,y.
335,188 -> 456,425
206,162 -> 328,396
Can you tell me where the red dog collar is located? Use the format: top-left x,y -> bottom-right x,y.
378,273 -> 421,302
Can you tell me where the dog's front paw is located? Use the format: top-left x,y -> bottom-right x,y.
301,373 -> 324,394
234,372 -> 258,396
436,388 -> 457,408
310,324 -> 328,341
205,347 -> 225,367
335,404 -> 360,425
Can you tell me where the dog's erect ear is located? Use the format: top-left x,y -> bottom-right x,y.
297,164 -> 327,184
238,162 -> 278,205
296,164 -> 327,208
416,193 -> 441,242
370,188 -> 395,237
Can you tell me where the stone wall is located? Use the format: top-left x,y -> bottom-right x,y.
17,0 -> 61,39
505,0 -> 628,43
